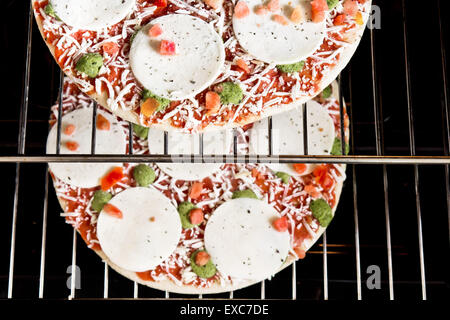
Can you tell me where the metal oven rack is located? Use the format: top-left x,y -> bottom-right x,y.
0,0 -> 449,301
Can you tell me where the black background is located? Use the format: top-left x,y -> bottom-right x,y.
0,0 -> 449,302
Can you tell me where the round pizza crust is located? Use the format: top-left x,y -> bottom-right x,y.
33,0 -> 371,133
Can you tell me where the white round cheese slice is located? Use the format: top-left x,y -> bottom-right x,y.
130,14 -> 225,100
205,198 -> 290,280
150,129 -> 233,181
46,107 -> 127,188
50,0 -> 135,31
97,187 -> 181,272
232,0 -> 327,64
249,100 -> 335,176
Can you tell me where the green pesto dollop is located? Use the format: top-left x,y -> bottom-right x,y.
91,190 -> 112,212
232,189 -> 258,199
190,250 -> 217,279
331,137 -> 350,155
327,0 -> 340,10
217,82 -> 243,105
142,89 -> 171,112
178,201 -> 197,229
321,85 -> 332,99
276,61 -> 305,73
275,172 -> 291,184
133,164 -> 155,187
310,199 -> 333,227
132,123 -> 149,140
75,53 -> 103,78
44,3 -> 60,20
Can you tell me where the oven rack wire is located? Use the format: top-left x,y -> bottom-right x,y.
1,0 -> 449,301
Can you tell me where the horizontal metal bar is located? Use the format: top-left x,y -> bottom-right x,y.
0,155 -> 449,165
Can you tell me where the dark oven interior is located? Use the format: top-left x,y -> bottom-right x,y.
0,0 -> 449,301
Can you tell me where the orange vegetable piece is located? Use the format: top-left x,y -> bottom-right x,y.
304,184 -> 320,198
66,141 -> 79,151
236,58 -> 250,73
290,5 -> 303,24
234,1 -> 250,19
102,42 -> 119,56
159,40 -> 176,55
195,251 -> 210,266
153,0 -> 167,7
255,5 -> 268,15
311,0 -> 327,22
313,164 -> 328,182
64,124 -> 76,136
321,173 -> 334,190
267,0 -> 280,12
312,164 -> 333,190
312,10 -> 325,23
343,0 -> 358,17
101,167 -> 124,191
189,208 -> 204,225
96,114 -> 110,131
294,246 -> 306,259
311,0 -> 328,11
189,182 -> 203,200
272,216 -> 289,232
334,14 -> 346,25
293,222 -> 312,247
272,14 -> 289,26
148,24 -> 163,37
293,163 -> 307,174
140,98 -> 160,117
103,203 -> 123,219
355,11 -> 364,25
205,91 -> 221,115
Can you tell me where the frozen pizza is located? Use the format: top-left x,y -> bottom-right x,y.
47,77 -> 348,294
34,0 -> 369,132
